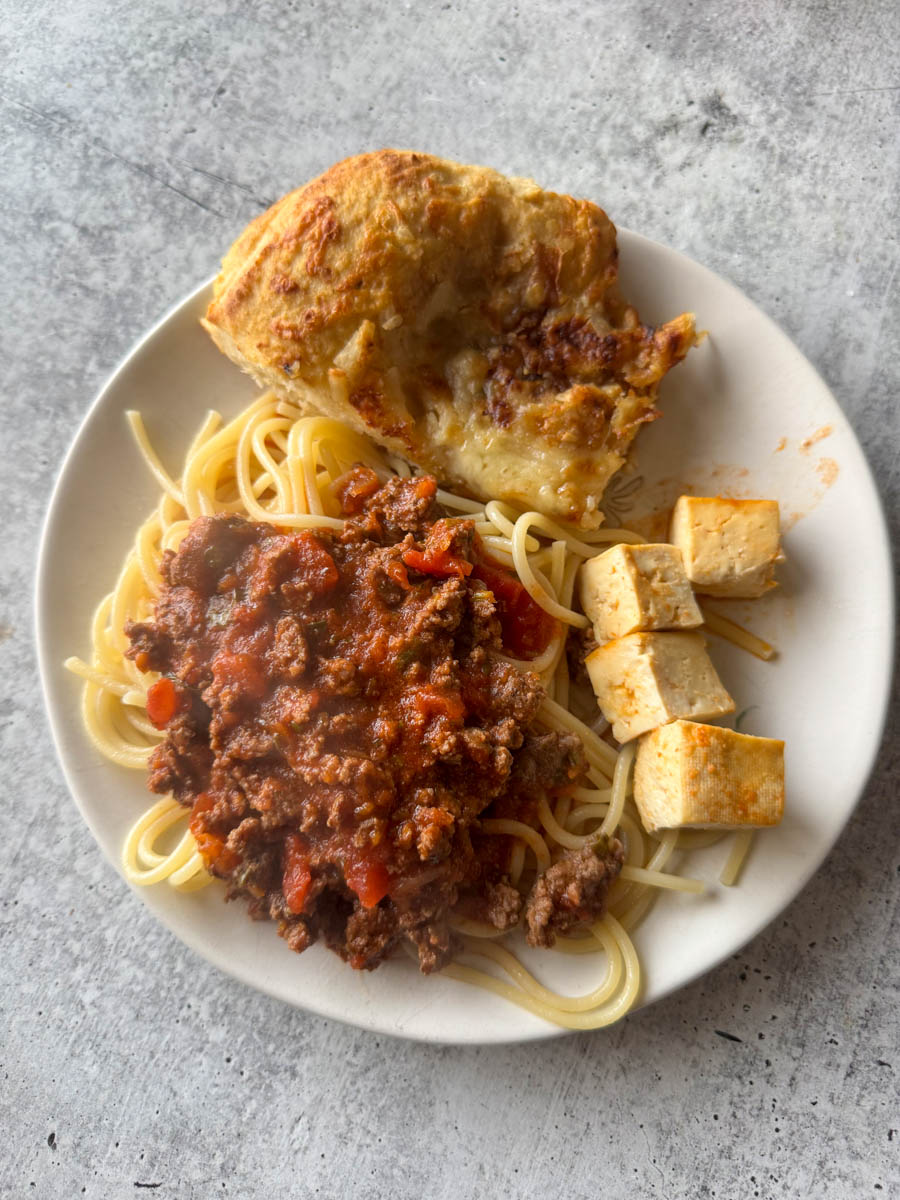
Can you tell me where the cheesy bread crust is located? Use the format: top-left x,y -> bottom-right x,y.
203,150 -> 696,526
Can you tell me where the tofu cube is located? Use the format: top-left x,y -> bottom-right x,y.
579,543 -> 702,644
584,631 -> 735,743
633,720 -> 785,831
669,496 -> 782,598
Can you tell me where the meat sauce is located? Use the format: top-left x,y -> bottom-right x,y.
127,467 -> 622,971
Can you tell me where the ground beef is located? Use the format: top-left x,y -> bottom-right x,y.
477,656 -> 545,725
339,472 -> 437,543
126,619 -> 171,674
145,712 -> 211,804
509,731 -> 584,799
482,879 -> 524,930
524,837 -> 625,948
342,904 -> 400,970
128,465 -> 588,974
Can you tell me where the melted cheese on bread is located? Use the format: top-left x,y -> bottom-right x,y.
203,151 -> 696,526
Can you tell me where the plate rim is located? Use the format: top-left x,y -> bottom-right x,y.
35,234 -> 896,1044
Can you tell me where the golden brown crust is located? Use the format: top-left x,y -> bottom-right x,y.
203,150 -> 696,526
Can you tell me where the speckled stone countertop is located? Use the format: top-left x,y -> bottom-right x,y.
2,2 -> 898,1196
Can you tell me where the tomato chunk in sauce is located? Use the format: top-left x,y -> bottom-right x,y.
471,552 -> 558,660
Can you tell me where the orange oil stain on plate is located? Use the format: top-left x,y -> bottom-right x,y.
816,457 -> 839,487
800,424 -> 833,452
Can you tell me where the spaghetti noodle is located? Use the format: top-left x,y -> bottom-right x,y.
65,390 -> 763,1029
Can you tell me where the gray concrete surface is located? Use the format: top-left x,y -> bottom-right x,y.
2,1 -> 898,1196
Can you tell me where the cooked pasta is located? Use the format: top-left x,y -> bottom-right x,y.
65,390 -> 761,1029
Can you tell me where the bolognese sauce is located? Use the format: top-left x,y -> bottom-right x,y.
126,467 -> 623,972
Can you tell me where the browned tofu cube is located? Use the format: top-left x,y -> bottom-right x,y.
634,719 -> 785,831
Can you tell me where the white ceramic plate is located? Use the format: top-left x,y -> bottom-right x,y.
37,232 -> 894,1044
